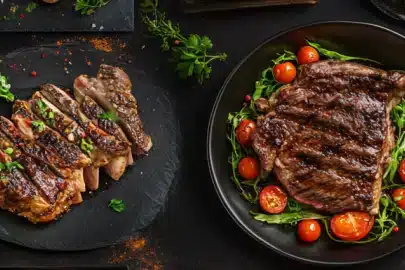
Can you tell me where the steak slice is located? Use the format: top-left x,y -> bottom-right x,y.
73,64 -> 152,155
252,60 -> 405,215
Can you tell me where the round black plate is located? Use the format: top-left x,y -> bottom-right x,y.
207,22 -> 405,265
371,0 -> 405,20
0,43 -> 181,251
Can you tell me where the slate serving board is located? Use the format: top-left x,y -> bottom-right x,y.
0,39 -> 181,250
0,0 -> 134,32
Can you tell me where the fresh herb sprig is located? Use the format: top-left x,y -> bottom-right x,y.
98,110 -> 119,122
108,199 -> 125,213
252,211 -> 326,225
307,40 -> 379,64
0,74 -> 14,102
75,0 -> 111,15
35,100 -> 55,125
140,0 -> 227,84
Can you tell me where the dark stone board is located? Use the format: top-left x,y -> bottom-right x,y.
0,0 -> 134,32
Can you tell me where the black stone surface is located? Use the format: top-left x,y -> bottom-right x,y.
0,0 -> 134,32
1,0 -> 405,269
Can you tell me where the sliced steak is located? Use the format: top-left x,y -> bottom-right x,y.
252,60 -> 405,215
73,64 -> 152,155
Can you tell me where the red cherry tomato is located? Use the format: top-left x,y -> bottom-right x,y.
330,212 -> 374,241
236,119 -> 256,146
238,156 -> 259,180
392,188 -> 405,210
259,185 -> 287,214
297,46 -> 320,65
298,219 -> 321,243
399,160 -> 405,183
273,62 -> 296,84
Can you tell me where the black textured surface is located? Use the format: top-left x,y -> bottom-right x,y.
208,21 -> 405,266
0,0 -> 134,32
0,42 -> 180,250
3,0 -> 405,269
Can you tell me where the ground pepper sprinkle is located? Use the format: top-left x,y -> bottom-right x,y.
109,236 -> 163,269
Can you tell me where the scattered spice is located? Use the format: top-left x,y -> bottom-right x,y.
41,53 -> 46,59
0,2 -> 37,21
19,13 -> 24,19
109,236 -> 163,269
30,71 -> 37,77
56,41 -> 63,47
89,37 -> 113,53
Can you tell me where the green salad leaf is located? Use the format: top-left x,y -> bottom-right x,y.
252,211 -> 326,225
307,40 -> 379,64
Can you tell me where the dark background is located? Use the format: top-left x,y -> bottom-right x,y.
1,0 -> 405,269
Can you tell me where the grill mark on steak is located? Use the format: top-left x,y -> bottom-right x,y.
252,60 -> 405,214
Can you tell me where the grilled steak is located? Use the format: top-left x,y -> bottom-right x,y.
252,60 -> 405,215
73,64 -> 152,155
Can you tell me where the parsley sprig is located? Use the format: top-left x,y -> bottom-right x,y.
0,161 -> 23,172
81,138 -> 94,154
98,111 -> 119,122
32,120 -> 46,133
140,0 -> 227,84
0,74 -> 14,102
108,199 -> 125,213
75,0 -> 111,15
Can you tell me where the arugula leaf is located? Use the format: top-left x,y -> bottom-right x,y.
307,40 -> 379,64
0,74 -> 14,102
32,120 -> 46,133
140,0 -> 227,84
75,0 -> 111,15
98,111 -> 119,122
252,211 -> 326,225
108,199 -> 125,213
4,148 -> 13,156
81,138 -> 94,154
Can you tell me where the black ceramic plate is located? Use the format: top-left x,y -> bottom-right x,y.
0,40 -> 180,250
371,0 -> 405,21
207,21 -> 405,265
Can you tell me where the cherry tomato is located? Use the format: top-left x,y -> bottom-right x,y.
392,188 -> 405,210
298,219 -> 321,243
259,185 -> 287,214
236,119 -> 256,146
238,156 -> 259,180
399,160 -> 405,183
297,46 -> 320,65
330,212 -> 374,241
273,62 -> 296,84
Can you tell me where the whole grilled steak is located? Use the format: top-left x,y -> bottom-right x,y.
252,60 -> 405,215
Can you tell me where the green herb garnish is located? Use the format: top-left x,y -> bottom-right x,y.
25,2 -> 38,13
108,199 -> 125,213
307,40 -> 379,64
252,211 -> 326,225
98,111 -> 119,122
32,120 -> 45,133
4,148 -> 13,156
0,161 -> 23,172
75,0 -> 111,15
0,74 -> 14,102
227,107 -> 259,203
81,138 -> 94,154
140,0 -> 227,84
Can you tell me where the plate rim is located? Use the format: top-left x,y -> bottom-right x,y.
206,20 -> 405,266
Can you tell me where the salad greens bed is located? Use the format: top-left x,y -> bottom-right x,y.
227,40 -> 405,243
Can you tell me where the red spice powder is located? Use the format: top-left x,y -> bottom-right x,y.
89,38 -> 113,53
109,236 -> 163,269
